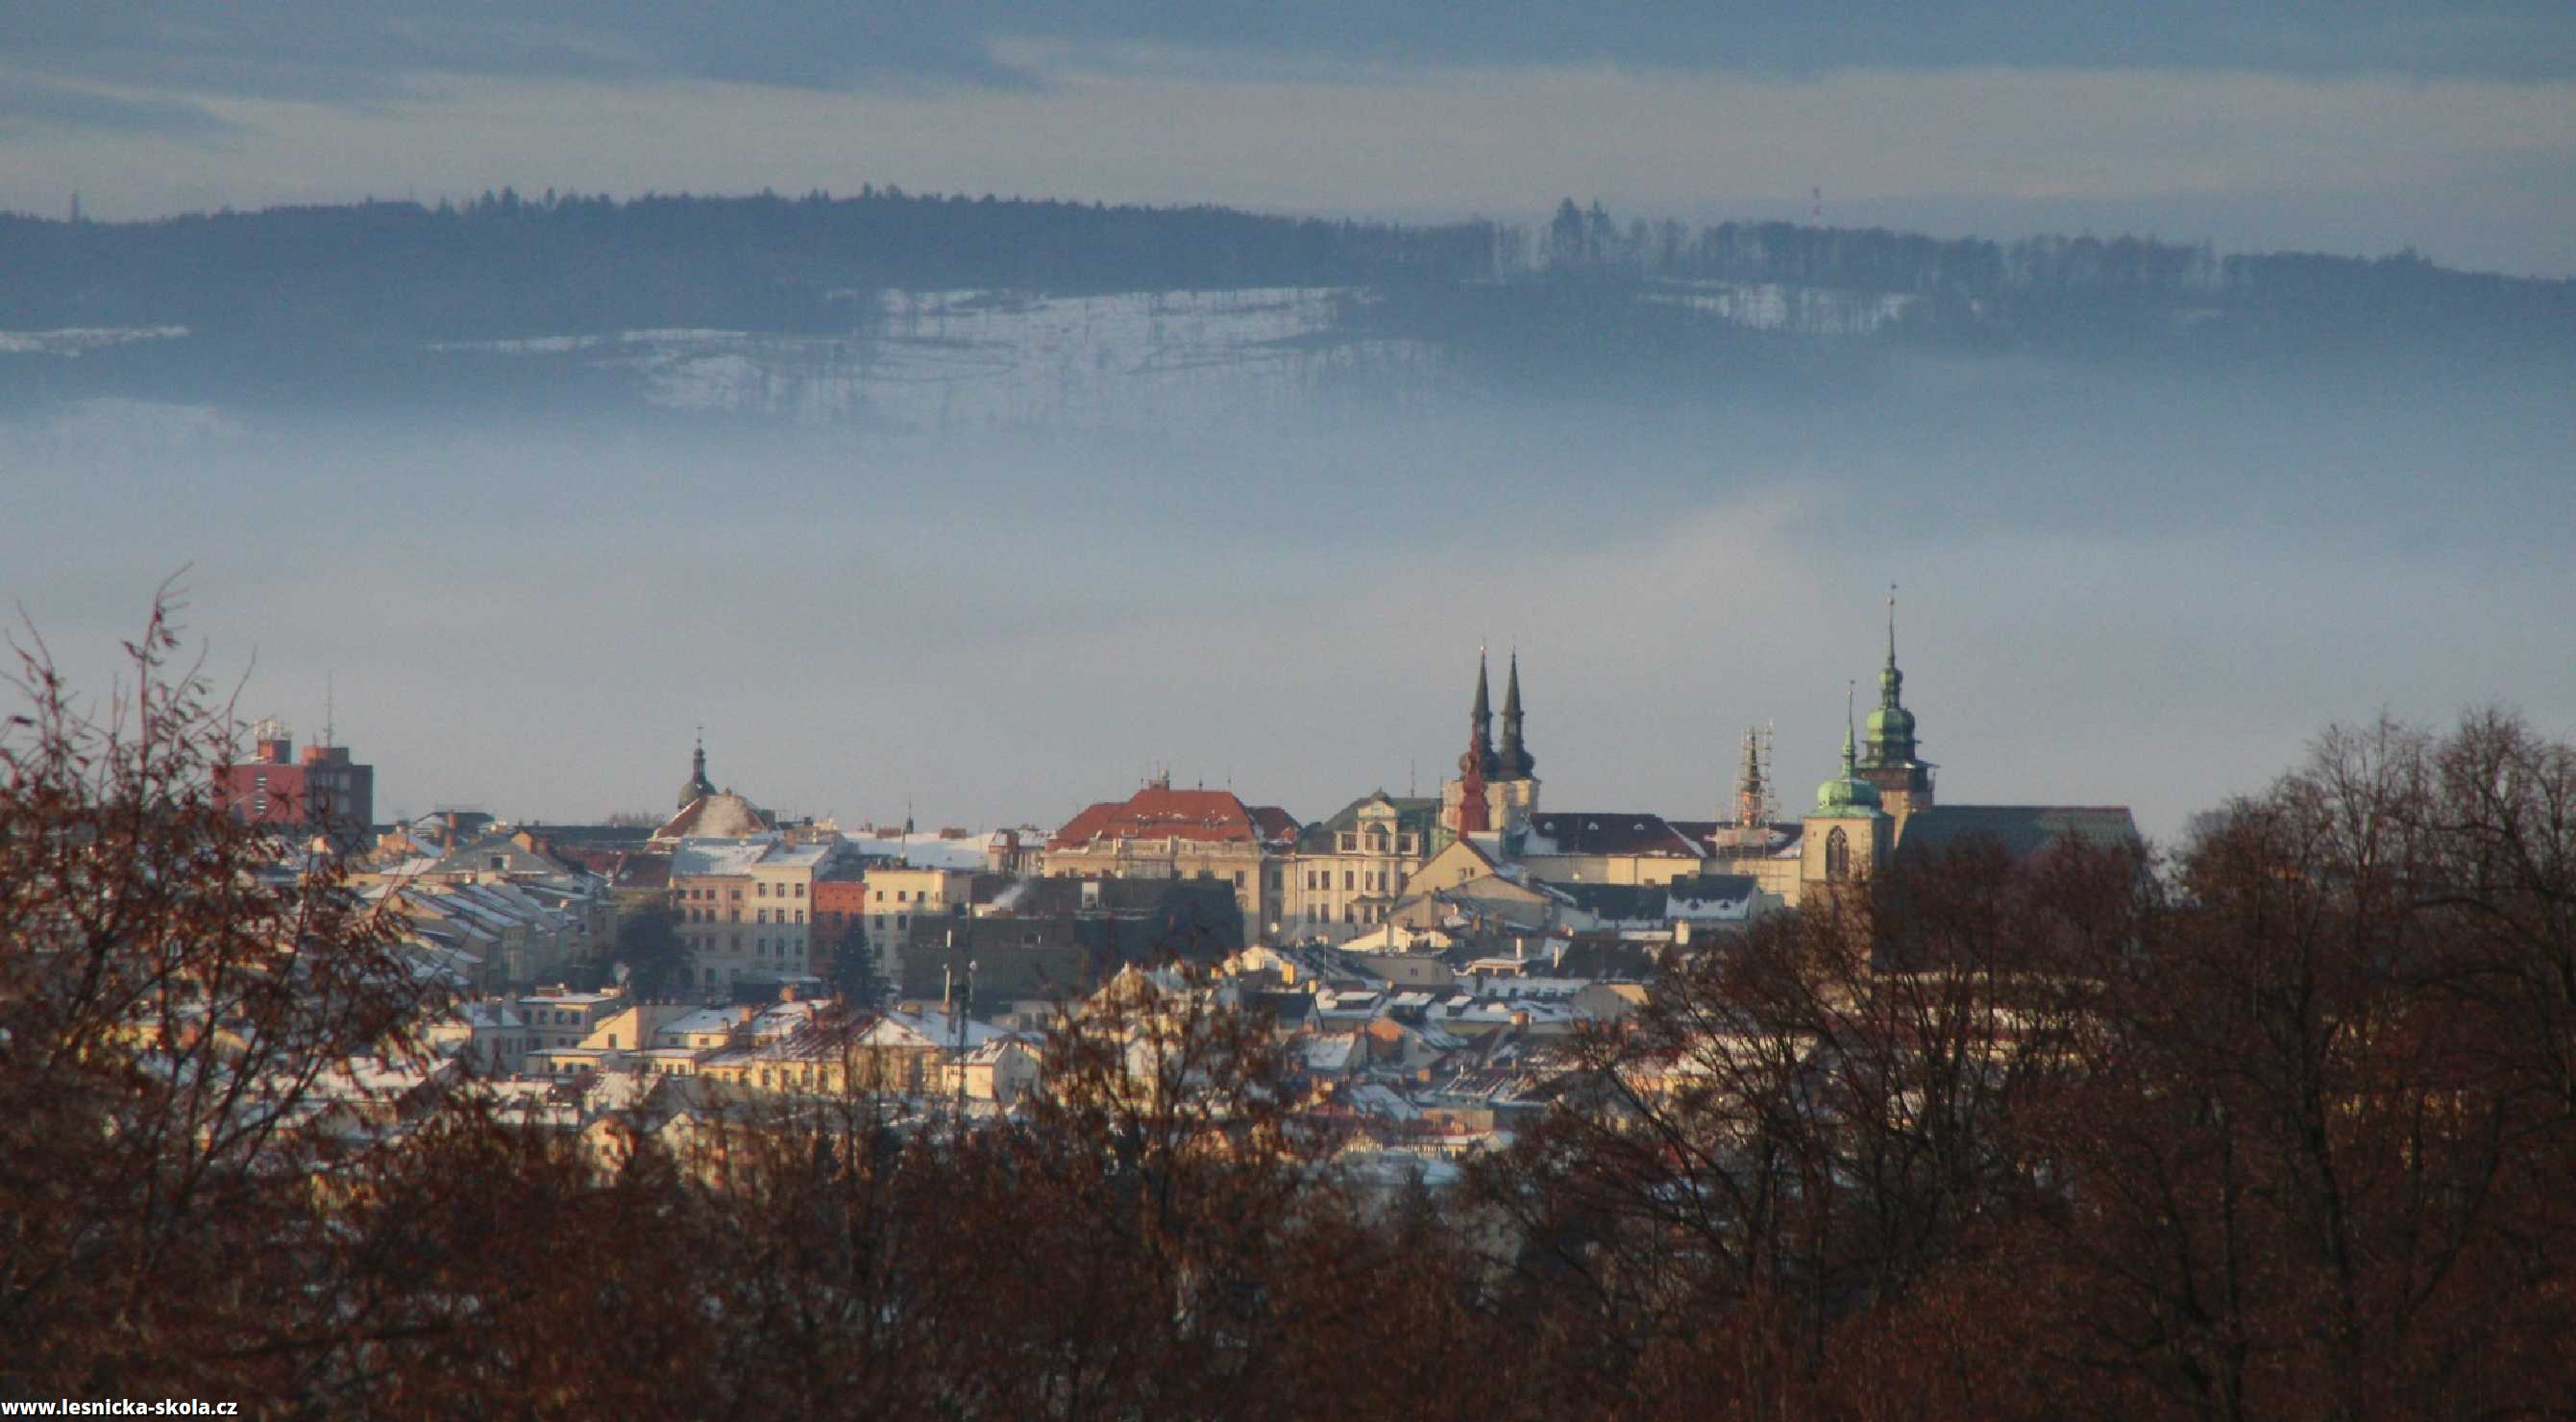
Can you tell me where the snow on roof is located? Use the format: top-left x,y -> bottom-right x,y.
1049,786 -> 1296,850
1303,1034 -> 1362,1072
581,1069 -> 656,1115
661,1007 -> 739,1039
1475,976 -> 1587,998
864,1009 -> 1005,1052
458,1000 -> 524,1030
519,989 -> 622,1008
748,999 -> 828,1040
1343,1083 -> 1422,1122
839,832 -> 994,870
671,836 -> 779,878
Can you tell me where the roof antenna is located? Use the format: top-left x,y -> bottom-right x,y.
323,670 -> 335,748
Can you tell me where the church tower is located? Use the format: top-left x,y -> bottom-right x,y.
677,728 -> 718,809
1857,588 -> 1934,823
1802,688 -> 1890,902
1440,650 -> 1538,842
1490,650 -> 1541,833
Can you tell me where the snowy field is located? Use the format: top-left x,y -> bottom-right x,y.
430,287 -> 1460,429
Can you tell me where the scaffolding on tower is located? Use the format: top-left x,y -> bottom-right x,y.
1724,723 -> 1777,852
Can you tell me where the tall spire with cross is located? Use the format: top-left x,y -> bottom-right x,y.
1858,585 -> 1933,813
1460,646 -> 1496,777
1498,648 -> 1534,778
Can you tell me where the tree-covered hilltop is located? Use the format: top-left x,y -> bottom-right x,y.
0,187 -> 1507,339
0,189 -> 2568,401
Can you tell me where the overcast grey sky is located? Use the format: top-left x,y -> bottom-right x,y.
2,3 -> 2573,274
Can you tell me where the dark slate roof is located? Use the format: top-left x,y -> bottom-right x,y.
1526,812 -> 1705,858
525,823 -> 657,848
607,852 -> 673,890
1547,882 -> 1668,920
1664,873 -> 1760,906
1295,794 -> 1441,853
1893,805 -> 2140,864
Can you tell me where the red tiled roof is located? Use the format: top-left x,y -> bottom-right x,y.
1049,787 -> 1300,850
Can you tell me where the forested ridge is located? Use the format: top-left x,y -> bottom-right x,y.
2,188 -> 2567,356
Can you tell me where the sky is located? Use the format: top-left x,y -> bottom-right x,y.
2,3 -> 2573,275
5,360 -> 2569,848
2,4 -> 2572,848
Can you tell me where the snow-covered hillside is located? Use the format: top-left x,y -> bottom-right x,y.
1640,281 -> 1932,335
431,287 -> 1461,430
3,279 -> 1957,428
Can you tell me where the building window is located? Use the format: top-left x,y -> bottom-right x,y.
1343,870 -> 1354,891
795,883 -> 805,897
1826,826 -> 1852,880
793,910 -> 804,924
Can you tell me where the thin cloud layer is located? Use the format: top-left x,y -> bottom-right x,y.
5,0 -> 2572,126
0,74 -> 236,138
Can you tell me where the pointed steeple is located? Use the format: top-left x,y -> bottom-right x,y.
1862,585 -> 1920,773
1498,650 -> 1534,778
1812,681 -> 1882,818
1460,648 -> 1497,777
1844,681 -> 1860,775
1879,584 -> 1903,704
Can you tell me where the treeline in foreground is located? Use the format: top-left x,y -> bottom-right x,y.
4,603 -> 2574,1418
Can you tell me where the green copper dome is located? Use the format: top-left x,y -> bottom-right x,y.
1813,719 -> 1884,819
1860,589 -> 1921,772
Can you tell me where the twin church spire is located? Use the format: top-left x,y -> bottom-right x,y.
1448,648 -> 1541,841
1460,648 -> 1536,782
